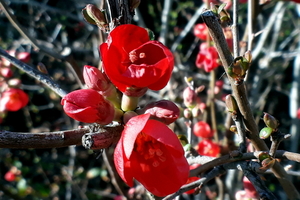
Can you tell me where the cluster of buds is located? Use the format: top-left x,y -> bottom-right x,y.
257,152 -> 276,171
227,50 -> 252,85
259,112 -> 279,139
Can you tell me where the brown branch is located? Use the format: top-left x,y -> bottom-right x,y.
201,10 -> 300,199
0,125 -> 123,149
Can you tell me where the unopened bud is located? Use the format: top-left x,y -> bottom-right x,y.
244,50 -> 252,63
259,127 -> 273,139
37,62 -> 48,74
183,108 -> 192,119
229,125 -> 237,133
263,112 -> 279,130
258,152 -> 271,162
260,157 -> 276,171
225,94 -> 238,114
82,4 -> 107,30
129,0 -> 141,10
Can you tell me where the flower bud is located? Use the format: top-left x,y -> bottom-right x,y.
129,0 -> 141,10
137,100 -> 180,125
83,65 -> 110,91
17,52 -> 31,63
183,108 -> 192,119
258,152 -> 271,162
225,94 -> 238,114
263,112 -> 279,130
229,125 -> 237,133
61,89 -> 115,125
260,157 -> 276,171
259,127 -> 273,139
37,62 -> 48,74
243,50 -> 252,63
183,86 -> 197,109
82,4 -> 107,30
0,67 -> 13,78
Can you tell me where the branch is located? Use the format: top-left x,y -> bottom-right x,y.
0,125 -> 123,149
201,10 -> 300,199
0,0 -> 84,86
0,48 -> 68,98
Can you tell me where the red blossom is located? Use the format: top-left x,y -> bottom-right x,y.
100,24 -> 174,94
297,108 -> 300,119
4,171 -> 16,182
114,114 -> 189,197
196,43 -> 220,72
0,88 -> 29,112
197,139 -> 220,157
61,89 -> 115,125
193,23 -> 209,41
193,121 -> 213,138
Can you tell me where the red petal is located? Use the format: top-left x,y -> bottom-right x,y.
114,139 -> 134,186
142,119 -> 184,157
122,114 -> 151,159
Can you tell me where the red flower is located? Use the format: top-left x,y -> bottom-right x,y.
114,114 -> 189,197
196,43 -> 220,72
0,88 -> 29,112
184,164 -> 201,194
61,89 -> 115,125
197,139 -> 220,157
4,171 -> 16,182
193,121 -> 213,138
193,23 -> 209,41
100,24 -> 174,94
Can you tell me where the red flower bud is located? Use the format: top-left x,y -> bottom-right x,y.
0,67 -> 13,78
193,121 -> 213,138
0,88 -> 29,112
100,24 -> 174,93
4,171 -> 16,182
114,114 -> 189,197
17,52 -> 31,63
183,86 -> 198,108
138,100 -> 180,125
61,89 -> 115,125
83,65 -> 110,91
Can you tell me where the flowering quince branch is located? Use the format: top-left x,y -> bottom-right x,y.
201,9 -> 300,199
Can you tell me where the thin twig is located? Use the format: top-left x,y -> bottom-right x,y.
0,0 -> 84,87
0,48 -> 68,98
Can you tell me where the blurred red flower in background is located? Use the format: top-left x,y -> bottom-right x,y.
100,24 -> 174,93
0,88 -> 29,112
197,139 -> 220,157
193,23 -> 209,41
193,121 -> 213,138
196,43 -> 220,72
114,113 -> 189,197
61,89 -> 115,125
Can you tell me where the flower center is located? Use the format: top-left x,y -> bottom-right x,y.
129,50 -> 146,64
134,132 -> 166,167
